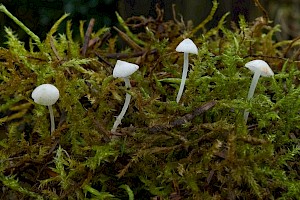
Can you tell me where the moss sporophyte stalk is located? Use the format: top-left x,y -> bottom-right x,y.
1,1 -> 300,199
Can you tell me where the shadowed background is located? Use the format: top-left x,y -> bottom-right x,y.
0,0 -> 298,45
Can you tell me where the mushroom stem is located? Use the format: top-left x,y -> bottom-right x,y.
48,105 -> 55,133
247,71 -> 261,100
111,77 -> 131,133
176,52 -> 189,103
243,110 -> 250,123
244,71 -> 261,122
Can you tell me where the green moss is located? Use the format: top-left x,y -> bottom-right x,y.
0,2 -> 300,200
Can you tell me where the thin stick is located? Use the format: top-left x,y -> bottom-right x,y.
149,101 -> 217,133
105,49 -> 157,59
82,18 -> 95,56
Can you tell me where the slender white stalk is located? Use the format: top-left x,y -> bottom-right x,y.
111,77 -> 131,133
243,110 -> 250,123
176,52 -> 189,103
48,105 -> 55,133
244,71 -> 261,122
247,71 -> 261,100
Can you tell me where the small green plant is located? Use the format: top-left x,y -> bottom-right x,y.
0,1 -> 300,199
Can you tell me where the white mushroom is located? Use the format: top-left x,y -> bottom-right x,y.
175,38 -> 198,103
32,84 -> 60,133
244,60 -> 274,122
111,60 -> 139,133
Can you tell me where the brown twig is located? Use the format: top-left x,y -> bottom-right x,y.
243,54 -> 287,61
126,16 -> 155,29
92,118 -> 111,142
170,101 -> 217,127
149,101 -> 217,133
253,0 -> 269,23
283,35 -> 300,58
94,51 -> 114,68
50,36 -> 62,61
113,26 -> 143,51
105,49 -> 157,59
81,18 -> 95,56
155,3 -> 164,22
95,31 -> 111,49
172,4 -> 180,24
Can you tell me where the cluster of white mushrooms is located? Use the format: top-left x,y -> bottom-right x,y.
31,38 -> 274,134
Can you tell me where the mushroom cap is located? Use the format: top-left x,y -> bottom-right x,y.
32,84 -> 60,106
113,60 -> 139,78
176,38 -> 198,54
245,59 -> 274,77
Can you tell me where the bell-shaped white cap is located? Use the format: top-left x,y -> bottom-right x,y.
245,60 -> 274,77
176,38 -> 198,54
32,84 -> 60,106
113,60 -> 139,78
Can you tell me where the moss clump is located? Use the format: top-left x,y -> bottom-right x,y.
1,1 -> 300,199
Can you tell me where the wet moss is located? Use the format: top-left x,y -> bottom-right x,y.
0,1 -> 300,199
